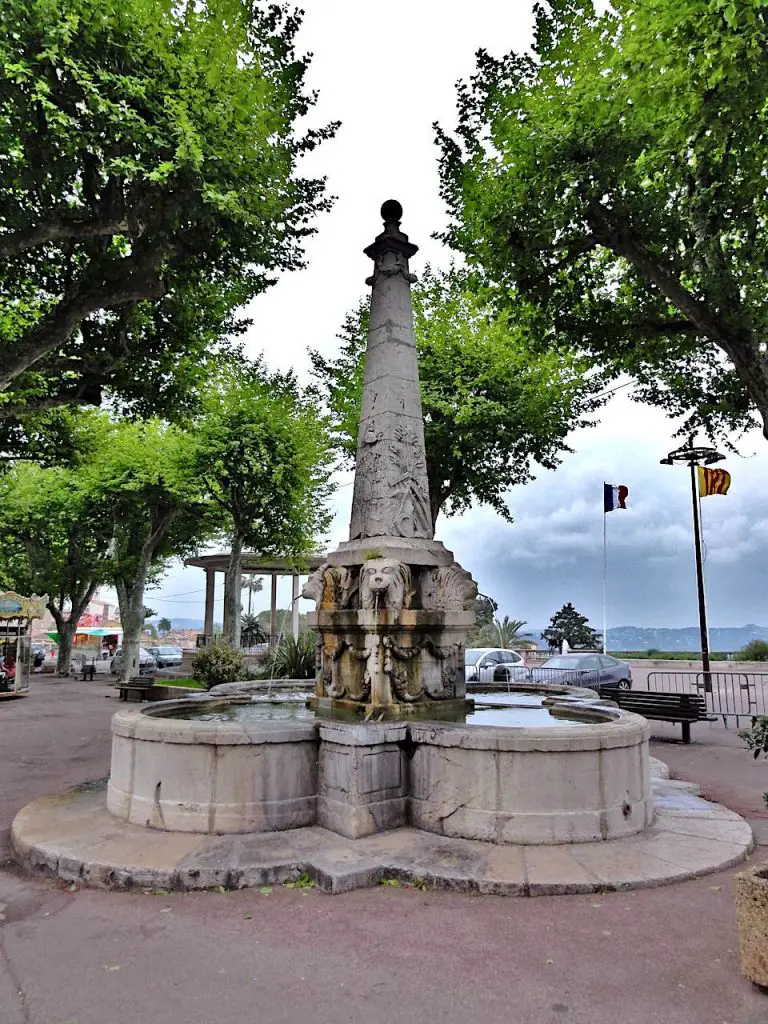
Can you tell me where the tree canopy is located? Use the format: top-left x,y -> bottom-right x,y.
542,603 -> 601,652
89,417 -> 218,678
438,0 -> 768,441
194,362 -> 333,644
0,0 -> 336,424
311,266 -> 603,528
0,455 -> 113,672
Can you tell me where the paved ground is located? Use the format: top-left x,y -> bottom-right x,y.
1,676 -> 767,1024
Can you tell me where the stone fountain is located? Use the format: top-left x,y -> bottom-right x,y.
303,199 -> 477,719
101,203 -> 652,843
11,202 -> 755,894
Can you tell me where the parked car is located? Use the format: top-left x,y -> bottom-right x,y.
30,642 -> 46,670
147,645 -> 183,668
529,653 -> 632,690
110,647 -> 157,675
465,648 -> 528,684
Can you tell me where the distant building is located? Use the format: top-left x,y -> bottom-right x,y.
33,589 -> 121,641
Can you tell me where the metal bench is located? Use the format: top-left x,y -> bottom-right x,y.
118,675 -> 155,702
599,687 -> 714,743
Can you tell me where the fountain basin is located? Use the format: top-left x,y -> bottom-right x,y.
108,699 -> 318,834
107,689 -> 653,843
409,709 -> 652,844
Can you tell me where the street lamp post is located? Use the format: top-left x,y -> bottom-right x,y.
660,438 -> 725,690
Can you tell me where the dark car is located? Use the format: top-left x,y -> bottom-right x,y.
529,653 -> 632,690
147,645 -> 184,668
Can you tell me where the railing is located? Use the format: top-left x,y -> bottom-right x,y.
646,670 -> 768,723
476,666 -> 604,691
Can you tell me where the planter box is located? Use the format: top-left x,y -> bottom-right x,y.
735,861 -> 768,988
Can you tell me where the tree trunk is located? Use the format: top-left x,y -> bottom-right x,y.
115,566 -> 150,684
53,616 -> 75,676
48,586 -> 96,676
223,531 -> 243,648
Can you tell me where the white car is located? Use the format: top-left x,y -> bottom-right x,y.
465,648 -> 527,684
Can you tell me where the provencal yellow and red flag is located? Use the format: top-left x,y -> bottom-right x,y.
698,466 -> 731,497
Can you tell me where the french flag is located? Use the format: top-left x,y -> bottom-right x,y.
604,483 -> 628,513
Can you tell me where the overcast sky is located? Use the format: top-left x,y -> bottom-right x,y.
119,1 -> 768,632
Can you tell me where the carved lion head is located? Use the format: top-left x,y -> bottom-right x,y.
359,558 -> 412,611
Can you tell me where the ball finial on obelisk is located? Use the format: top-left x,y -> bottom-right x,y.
381,198 -> 403,227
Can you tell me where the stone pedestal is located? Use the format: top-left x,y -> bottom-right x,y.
311,607 -> 471,701
317,721 -> 408,838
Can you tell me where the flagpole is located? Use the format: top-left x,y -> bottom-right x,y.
689,457 -> 712,688
602,494 -> 608,655
661,439 -> 724,694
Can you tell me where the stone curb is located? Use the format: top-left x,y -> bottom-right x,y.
11,771 -> 754,897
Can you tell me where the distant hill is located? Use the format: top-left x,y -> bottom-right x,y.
529,624 -> 768,652
148,617 -> 203,631
152,616 -> 767,653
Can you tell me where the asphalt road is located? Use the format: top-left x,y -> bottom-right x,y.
0,676 -> 766,1024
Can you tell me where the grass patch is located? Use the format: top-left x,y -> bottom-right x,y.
158,677 -> 205,689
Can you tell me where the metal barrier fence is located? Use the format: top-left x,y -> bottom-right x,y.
646,670 -> 768,724
488,666 -> 604,690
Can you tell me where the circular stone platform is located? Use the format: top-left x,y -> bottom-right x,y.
11,761 -> 754,895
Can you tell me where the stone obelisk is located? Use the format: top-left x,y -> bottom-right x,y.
330,200 -> 453,569
303,201 -> 476,716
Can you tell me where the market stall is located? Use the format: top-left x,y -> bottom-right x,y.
46,626 -> 123,676
0,592 -> 46,699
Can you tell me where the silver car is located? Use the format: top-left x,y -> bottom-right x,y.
530,653 -> 632,690
465,648 -> 527,684
147,645 -> 183,668
110,647 -> 157,675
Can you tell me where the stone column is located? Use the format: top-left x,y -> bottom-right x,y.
291,575 -> 300,640
269,574 -> 278,650
348,199 -> 433,543
203,569 -> 215,638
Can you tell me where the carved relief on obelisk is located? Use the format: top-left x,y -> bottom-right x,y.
348,200 -> 433,541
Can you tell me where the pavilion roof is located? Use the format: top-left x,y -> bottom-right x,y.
184,552 -> 326,574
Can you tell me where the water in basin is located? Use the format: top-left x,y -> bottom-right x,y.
466,705 -> 595,728
149,695 -> 600,728
471,691 -> 548,707
162,701 -> 316,722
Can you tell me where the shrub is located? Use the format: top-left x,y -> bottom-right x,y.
739,716 -> 768,809
268,632 -> 316,679
192,641 -> 247,690
734,640 -> 768,662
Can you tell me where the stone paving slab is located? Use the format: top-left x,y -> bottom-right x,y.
11,773 -> 754,897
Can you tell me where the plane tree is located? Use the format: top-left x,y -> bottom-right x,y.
311,266 -> 604,529
437,0 -> 768,441
0,0 -> 336,423
193,363 -> 334,647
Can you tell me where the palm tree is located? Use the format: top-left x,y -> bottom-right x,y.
491,616 -> 532,649
242,575 -> 264,616
241,613 -> 267,648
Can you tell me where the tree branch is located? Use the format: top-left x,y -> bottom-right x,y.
0,266 -> 166,389
0,379 -> 104,420
586,200 -> 768,431
585,202 -> 734,349
0,216 -> 135,257
553,313 -> 696,339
